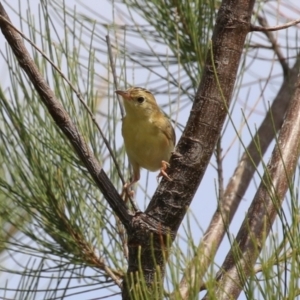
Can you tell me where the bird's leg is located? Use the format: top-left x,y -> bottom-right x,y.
157,160 -> 172,182
121,164 -> 140,210
122,180 -> 136,198
121,179 -> 140,212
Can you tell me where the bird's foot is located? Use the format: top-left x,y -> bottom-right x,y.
121,182 -> 135,200
157,160 -> 172,182
120,182 -> 139,212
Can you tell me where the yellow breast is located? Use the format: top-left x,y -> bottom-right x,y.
116,86 -> 175,175
122,114 -> 174,171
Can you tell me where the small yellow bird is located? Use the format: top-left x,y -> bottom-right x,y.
115,87 -> 176,190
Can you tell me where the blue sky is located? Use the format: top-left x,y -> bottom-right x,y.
0,0 -> 299,299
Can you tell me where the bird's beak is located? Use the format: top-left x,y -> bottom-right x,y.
115,90 -> 131,100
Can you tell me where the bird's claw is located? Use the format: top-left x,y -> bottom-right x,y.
121,183 -> 135,200
157,160 -> 172,182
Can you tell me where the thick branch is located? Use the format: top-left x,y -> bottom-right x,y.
178,56 -> 299,299
0,3 -> 132,227
123,0 -> 256,298
208,62 -> 300,300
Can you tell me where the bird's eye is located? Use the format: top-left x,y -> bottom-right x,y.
137,97 -> 145,103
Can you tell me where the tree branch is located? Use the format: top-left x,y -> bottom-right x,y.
0,3 -> 132,227
206,57 -> 300,300
123,0 -> 256,297
251,17 -> 300,32
257,14 -> 289,75
177,56 -> 299,299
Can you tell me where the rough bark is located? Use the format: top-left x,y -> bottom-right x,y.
123,0 -> 256,298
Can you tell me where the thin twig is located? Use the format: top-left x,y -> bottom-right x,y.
251,17 -> 300,32
0,13 -> 126,187
106,34 -> 138,212
257,15 -> 289,75
106,34 -> 125,118
215,137 -> 224,201
0,3 -> 131,227
207,68 -> 300,300
177,56 -> 300,299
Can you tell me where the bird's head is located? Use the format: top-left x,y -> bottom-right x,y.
115,87 -> 159,118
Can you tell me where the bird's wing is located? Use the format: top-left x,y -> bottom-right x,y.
154,111 -> 176,146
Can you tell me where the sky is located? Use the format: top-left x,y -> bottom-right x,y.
0,0 -> 299,299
